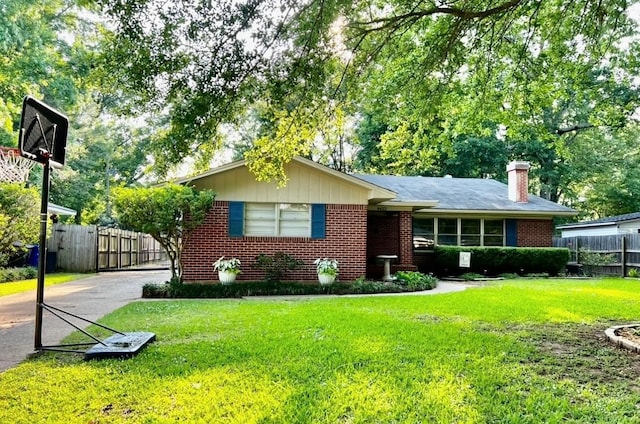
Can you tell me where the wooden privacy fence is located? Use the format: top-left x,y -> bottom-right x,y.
48,224 -> 167,272
553,234 -> 640,276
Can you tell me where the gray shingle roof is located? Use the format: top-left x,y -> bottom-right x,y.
354,174 -> 576,214
557,212 -> 640,228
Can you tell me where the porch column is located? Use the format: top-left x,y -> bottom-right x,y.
398,211 -> 414,266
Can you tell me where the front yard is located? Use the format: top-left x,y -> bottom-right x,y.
2,278 -> 640,422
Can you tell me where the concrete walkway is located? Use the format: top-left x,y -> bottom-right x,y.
246,281 -> 474,301
0,274 -> 472,373
0,269 -> 171,373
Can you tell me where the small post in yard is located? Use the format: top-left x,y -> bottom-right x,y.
622,235 -> 627,277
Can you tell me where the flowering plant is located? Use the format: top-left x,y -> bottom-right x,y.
314,258 -> 339,276
213,256 -> 241,274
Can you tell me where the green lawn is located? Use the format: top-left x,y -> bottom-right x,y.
0,273 -> 91,297
2,278 -> 640,423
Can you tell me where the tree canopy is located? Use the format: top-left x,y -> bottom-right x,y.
0,0 -> 93,146
2,0 -> 640,223
95,0 -> 639,186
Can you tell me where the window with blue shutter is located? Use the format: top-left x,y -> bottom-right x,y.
228,201 -> 244,237
311,204 -> 326,239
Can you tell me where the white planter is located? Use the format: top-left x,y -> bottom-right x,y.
318,273 -> 336,285
218,271 -> 237,285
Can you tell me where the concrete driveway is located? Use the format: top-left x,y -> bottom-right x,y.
0,269 -> 171,373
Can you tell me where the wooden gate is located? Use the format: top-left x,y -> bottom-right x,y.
49,224 -> 167,272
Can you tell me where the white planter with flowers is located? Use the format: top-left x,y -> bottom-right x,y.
213,257 -> 241,285
314,258 -> 338,285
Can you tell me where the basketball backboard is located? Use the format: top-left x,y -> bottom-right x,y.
18,96 -> 68,166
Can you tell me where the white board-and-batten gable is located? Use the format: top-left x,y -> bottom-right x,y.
560,221 -> 640,237
560,225 -> 620,238
173,156 -> 397,205
558,212 -> 640,237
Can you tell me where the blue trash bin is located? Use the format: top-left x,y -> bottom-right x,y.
27,245 -> 39,268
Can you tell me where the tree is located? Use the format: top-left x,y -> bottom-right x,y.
0,183 -> 39,266
96,0 -> 638,181
571,125 -> 640,218
49,100 -> 153,224
112,184 -> 215,280
0,0 -> 95,146
350,0 -> 640,206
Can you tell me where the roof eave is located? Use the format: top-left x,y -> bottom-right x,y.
171,159 -> 248,185
414,208 -> 578,217
375,200 -> 440,210
48,203 -> 77,216
171,156 -> 398,202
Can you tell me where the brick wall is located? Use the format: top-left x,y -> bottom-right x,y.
398,211 -> 414,265
365,212 -> 417,278
182,201 -> 368,282
517,219 -> 553,247
366,213 -> 400,261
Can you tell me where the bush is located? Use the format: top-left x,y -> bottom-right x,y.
434,246 -> 570,276
0,266 -> 38,283
460,272 -> 485,281
251,252 -> 304,282
578,249 -> 618,277
142,276 -> 439,299
394,271 -> 438,290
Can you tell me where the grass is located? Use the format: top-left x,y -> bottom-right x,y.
2,277 -> 640,422
0,273 -> 91,297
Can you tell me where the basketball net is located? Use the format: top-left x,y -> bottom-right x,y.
0,147 -> 37,183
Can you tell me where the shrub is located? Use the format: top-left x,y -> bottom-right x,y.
142,276 -> 440,299
251,252 -> 303,282
434,246 -> 570,276
578,249 -> 618,276
394,271 -> 438,290
0,266 -> 38,283
460,272 -> 484,281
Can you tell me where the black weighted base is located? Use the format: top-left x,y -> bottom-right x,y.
84,332 -> 156,360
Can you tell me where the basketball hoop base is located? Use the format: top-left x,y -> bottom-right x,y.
84,332 -> 156,360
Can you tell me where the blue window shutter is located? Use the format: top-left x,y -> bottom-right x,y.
311,204 -> 326,239
506,219 -> 517,246
228,202 -> 244,237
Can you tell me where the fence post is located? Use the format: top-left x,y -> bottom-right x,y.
622,235 -> 627,277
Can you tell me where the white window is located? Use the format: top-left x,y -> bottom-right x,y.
413,217 -> 505,248
245,203 -> 311,237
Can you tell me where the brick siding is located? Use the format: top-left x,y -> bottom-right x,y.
182,201 -> 368,282
517,219 -> 553,247
366,212 -> 417,278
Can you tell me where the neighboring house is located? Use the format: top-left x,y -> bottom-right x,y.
177,157 -> 576,282
556,212 -> 640,238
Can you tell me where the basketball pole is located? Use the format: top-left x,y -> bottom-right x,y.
34,137 -> 54,351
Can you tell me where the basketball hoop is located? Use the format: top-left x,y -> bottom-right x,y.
0,146 -> 37,183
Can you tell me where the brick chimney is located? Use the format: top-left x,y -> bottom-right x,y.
507,161 -> 530,203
